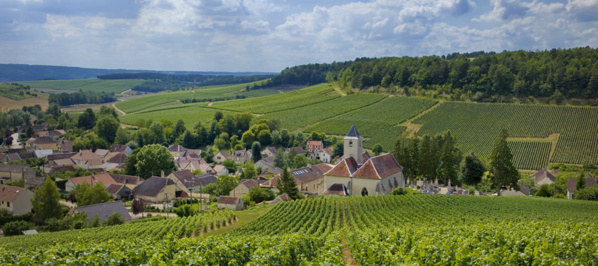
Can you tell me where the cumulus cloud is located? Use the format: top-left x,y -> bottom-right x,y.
567,0 -> 598,22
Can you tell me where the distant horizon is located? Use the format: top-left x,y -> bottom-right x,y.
2,0 -> 597,72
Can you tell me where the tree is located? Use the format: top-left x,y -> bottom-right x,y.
203,175 -> 238,196
75,182 -> 112,206
169,120 -> 185,144
103,213 -> 124,226
276,167 -> 299,199
114,127 -> 130,145
222,159 -> 237,173
31,178 -> 63,224
439,131 -> 462,185
131,199 -> 146,215
489,129 -> 519,196
332,144 -> 343,158
576,173 -> 586,191
77,108 -> 96,129
182,130 -> 196,149
460,153 -> 486,185
2,220 -> 33,236
94,116 -> 120,144
251,141 -> 262,163
273,148 -> 285,168
372,144 -> 383,156
134,144 -> 175,179
245,186 -> 275,204
241,162 -> 257,179
293,155 -> 307,168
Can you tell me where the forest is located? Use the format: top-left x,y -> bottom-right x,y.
48,91 -> 116,106
268,47 -> 598,101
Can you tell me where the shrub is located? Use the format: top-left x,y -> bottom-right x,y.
393,188 -> 406,195
103,213 -> 124,226
2,220 -> 33,236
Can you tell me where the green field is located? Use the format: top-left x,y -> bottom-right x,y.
210,83 -> 339,114
116,82 -> 283,114
21,79 -> 145,94
1,195 -> 596,265
414,102 -> 598,165
262,93 -> 386,131
305,96 -> 437,150
508,141 -> 552,170
120,104 -> 236,128
0,83 -> 37,100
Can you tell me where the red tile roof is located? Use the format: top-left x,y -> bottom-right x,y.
69,173 -> 117,187
218,196 -> 241,205
353,153 -> 402,180
325,157 -> 358,177
0,185 -> 31,202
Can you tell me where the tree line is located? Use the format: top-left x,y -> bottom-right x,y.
48,91 -> 116,106
269,47 -> 598,101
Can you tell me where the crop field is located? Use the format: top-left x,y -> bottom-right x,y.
209,83 -> 339,114
0,83 -> 49,112
261,93 -> 386,131
414,102 -> 598,165
21,79 -> 145,94
305,96 -> 437,150
508,141 -> 552,170
119,104 -> 235,128
116,82 -> 276,114
2,195 -> 596,265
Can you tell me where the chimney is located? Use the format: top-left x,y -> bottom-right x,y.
161,170 -> 165,178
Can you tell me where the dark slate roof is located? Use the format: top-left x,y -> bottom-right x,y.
107,153 -> 128,164
567,178 -> 577,193
4,153 -> 21,162
30,136 -> 56,144
76,201 -> 131,222
518,181 -> 531,196
292,163 -> 333,184
346,125 -> 361,138
531,169 -> 555,183
106,184 -> 129,195
171,171 -> 216,188
109,144 -> 130,153
168,145 -> 188,152
47,152 -> 77,161
132,177 -> 174,197
197,174 -> 217,186
0,164 -> 29,173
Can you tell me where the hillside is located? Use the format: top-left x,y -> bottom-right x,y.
0,83 -> 49,112
21,79 -> 146,94
1,195 -> 596,264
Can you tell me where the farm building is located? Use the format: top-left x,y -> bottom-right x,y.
0,185 -> 33,215
217,196 -> 244,210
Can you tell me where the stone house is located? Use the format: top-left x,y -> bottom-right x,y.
132,176 -> 177,203
292,163 -> 333,195
232,149 -> 251,164
217,196 -> 244,210
213,150 -> 231,164
229,179 -> 263,198
270,193 -> 291,204
109,144 -> 132,156
65,173 -> 118,192
531,169 -> 556,185
0,164 -> 36,184
213,165 -> 229,176
0,185 -> 33,215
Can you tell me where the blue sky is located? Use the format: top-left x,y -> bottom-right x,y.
0,0 -> 597,72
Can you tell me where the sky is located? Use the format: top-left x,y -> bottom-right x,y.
0,0 -> 597,73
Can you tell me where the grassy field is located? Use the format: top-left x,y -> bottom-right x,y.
21,79 -> 145,94
119,104 -> 235,128
2,195 -> 596,265
414,102 -> 598,165
0,83 -> 49,112
115,81 -> 283,114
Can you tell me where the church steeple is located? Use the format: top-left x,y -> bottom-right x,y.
344,125 -> 363,164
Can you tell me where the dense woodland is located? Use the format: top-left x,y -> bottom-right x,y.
48,91 -> 116,106
271,47 -> 598,101
98,73 -> 275,93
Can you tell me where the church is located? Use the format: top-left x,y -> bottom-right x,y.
322,125 -> 405,196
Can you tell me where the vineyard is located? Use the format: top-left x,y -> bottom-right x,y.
414,102 -> 598,165
2,195 -> 597,265
21,79 -> 146,94
508,141 -> 552,170
119,105 -> 234,128
305,96 -> 437,150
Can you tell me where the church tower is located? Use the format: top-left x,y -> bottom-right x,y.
344,125 -> 363,164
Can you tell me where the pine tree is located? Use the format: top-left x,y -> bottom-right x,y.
439,131 -> 462,185
276,167 -> 299,199
489,129 -> 519,196
251,141 -> 262,163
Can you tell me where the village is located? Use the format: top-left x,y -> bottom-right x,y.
1,120 -> 595,237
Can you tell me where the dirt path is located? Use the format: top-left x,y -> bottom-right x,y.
341,234 -> 358,266
332,84 -> 347,96
399,101 -> 443,137
112,103 -> 126,116
207,102 -> 213,106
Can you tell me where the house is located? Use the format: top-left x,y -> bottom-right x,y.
293,163 -> 333,195
106,153 -> 127,164
169,171 -> 218,194
306,140 -> 324,160
217,196 -> 244,210
75,201 -> 131,224
109,174 -> 144,189
231,149 -> 251,164
70,150 -> 104,169
0,164 -> 36,184
213,150 -> 231,164
213,165 -> 229,176
271,193 -> 291,204
255,156 -> 275,171
38,129 -> 65,140
132,176 -> 176,203
286,146 -> 305,155
323,125 -> 405,196
230,179 -> 264,197
318,147 -> 333,163
262,146 -> 277,158
57,138 -> 73,152
109,144 -> 132,156
1,153 -> 22,163
94,149 -> 110,158
106,184 -> 133,200
532,169 -> 555,185
500,182 -> 531,196
568,177 -> 598,199
65,173 -> 118,192
27,136 -> 58,150
168,145 -> 188,159
0,185 -> 33,215
33,149 -> 53,159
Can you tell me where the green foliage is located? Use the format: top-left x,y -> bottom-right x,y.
31,178 -> 63,224
132,144 -> 175,179
392,187 -> 406,195
246,186 -> 275,204
535,184 -> 552,197
276,167 -> 299,200
293,155 -> 307,168
94,115 -> 120,144
77,108 -> 96,129
251,141 -> 261,163
1,220 -> 33,236
574,186 -> 598,201
74,182 -> 112,207
489,129 -> 520,195
372,143 -> 383,155
460,153 -> 486,186
102,213 -> 124,226
21,79 -> 145,94
202,175 -> 238,196
241,162 -> 257,180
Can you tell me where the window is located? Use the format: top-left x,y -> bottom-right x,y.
6,202 -> 9,207
349,141 -> 353,147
